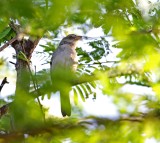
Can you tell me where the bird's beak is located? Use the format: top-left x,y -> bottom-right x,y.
75,36 -> 82,40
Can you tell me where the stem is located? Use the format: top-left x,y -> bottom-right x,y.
28,64 -> 46,122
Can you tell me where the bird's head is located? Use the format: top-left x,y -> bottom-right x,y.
60,34 -> 82,46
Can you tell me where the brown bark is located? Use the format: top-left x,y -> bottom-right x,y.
11,38 -> 40,95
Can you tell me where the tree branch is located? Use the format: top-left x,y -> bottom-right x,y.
0,36 -> 18,52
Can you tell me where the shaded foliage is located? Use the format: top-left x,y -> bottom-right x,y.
0,0 -> 160,142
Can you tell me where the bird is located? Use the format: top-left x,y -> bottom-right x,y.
50,34 -> 82,117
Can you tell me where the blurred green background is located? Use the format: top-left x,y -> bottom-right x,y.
0,0 -> 160,142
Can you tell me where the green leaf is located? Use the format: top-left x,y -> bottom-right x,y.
81,84 -> 89,98
75,85 -> 85,102
0,27 -> 11,40
17,51 -> 29,63
73,88 -> 78,105
85,83 -> 94,95
89,81 -> 97,89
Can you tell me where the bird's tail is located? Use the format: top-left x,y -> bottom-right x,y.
60,91 -> 71,117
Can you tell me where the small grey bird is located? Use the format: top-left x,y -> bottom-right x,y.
50,34 -> 82,116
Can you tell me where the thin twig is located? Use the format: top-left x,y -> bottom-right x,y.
0,36 -> 18,52
27,64 -> 46,122
78,61 -> 119,66
34,65 -> 46,122
9,61 -> 16,65
121,117 -> 143,122
0,77 -> 10,118
0,77 -> 9,92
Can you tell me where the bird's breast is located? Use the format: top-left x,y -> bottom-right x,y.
51,47 -> 78,72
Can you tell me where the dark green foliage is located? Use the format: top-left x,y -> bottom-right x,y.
0,27 -> 15,46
